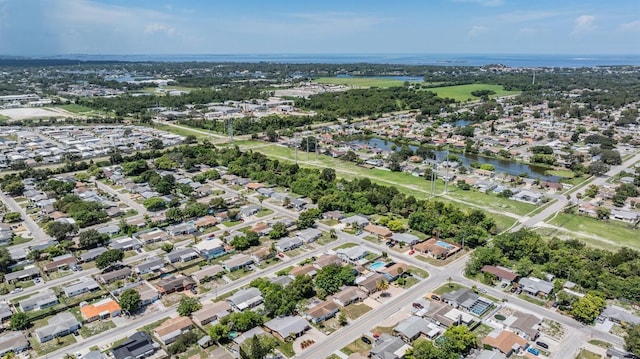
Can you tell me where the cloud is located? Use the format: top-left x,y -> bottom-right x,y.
618,20 -> 640,32
496,10 -> 566,23
453,0 -> 504,6
572,15 -> 595,35
468,25 -> 488,37
145,23 -> 176,36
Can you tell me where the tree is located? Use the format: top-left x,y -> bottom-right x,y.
149,138 -> 164,149
119,289 -> 141,314
387,219 -> 404,232
585,184 -> 599,198
78,229 -> 109,249
257,195 -> 267,210
3,212 -> 21,223
46,221 -> 77,241
183,135 -> 197,144
143,197 -> 166,211
9,312 -> 29,330
95,249 -> 124,269
338,310 -> 348,326
177,296 -> 202,316
572,293 -> 606,323
160,243 -> 174,253
268,222 -> 288,240
588,161 -> 609,176
209,323 -> 230,343
625,324 -> 640,356
297,208 -> 321,229
314,264 -> 356,298
596,206 -> 611,220
441,325 -> 477,356
406,339 -> 443,359
2,181 -> 24,196
239,335 -> 277,359
376,279 -> 389,295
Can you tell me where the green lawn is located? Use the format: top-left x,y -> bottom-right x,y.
30,334 -> 77,356
79,320 -> 116,338
446,188 -> 535,216
434,283 -> 465,295
333,242 -> 358,250
315,77 -> 408,88
545,213 -> 640,251
344,303 -> 372,320
57,104 -> 94,114
545,169 -> 576,178
155,124 -> 210,139
0,114 -> 9,121
256,208 -> 274,217
576,349 -> 602,359
341,337 -> 372,356
427,84 -> 520,102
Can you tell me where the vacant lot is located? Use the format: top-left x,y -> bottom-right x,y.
0,107 -> 60,120
426,84 -> 520,102
541,213 -> 640,250
315,77 -> 407,88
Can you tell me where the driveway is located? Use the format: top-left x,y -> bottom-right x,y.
293,327 -> 326,355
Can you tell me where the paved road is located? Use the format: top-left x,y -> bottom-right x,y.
94,180 -> 147,215
0,191 -> 49,248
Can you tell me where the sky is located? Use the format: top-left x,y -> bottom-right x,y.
0,0 -> 639,56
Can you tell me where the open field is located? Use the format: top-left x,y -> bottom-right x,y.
426,84 -> 520,102
0,107 -> 61,120
139,86 -> 199,93
0,114 -> 9,121
56,104 -> 95,114
540,213 -> 640,250
315,77 -> 408,88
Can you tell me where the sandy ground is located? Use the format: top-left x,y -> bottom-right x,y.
0,107 -> 65,120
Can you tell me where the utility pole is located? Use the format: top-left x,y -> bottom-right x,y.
228,118 -> 233,144
444,146 -> 450,195
315,135 -> 318,161
294,133 -> 298,164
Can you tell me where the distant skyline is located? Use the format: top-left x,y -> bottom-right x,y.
0,0 -> 639,56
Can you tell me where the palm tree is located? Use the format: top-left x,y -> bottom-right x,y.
258,195 -> 267,210
329,229 -> 337,239
376,279 -> 389,296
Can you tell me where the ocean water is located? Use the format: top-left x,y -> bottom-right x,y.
47,53 -> 640,68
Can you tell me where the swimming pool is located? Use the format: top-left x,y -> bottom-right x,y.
369,261 -> 386,271
436,241 -> 455,250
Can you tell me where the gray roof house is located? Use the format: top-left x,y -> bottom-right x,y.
64,277 -> 100,298
393,316 -> 440,342
337,247 -> 368,263
136,258 -> 165,275
264,316 -> 311,341
332,286 -> 367,307
240,204 -> 261,217
518,277 -> 554,297
369,333 -> 410,359
391,233 -> 421,246
226,287 -> 263,311
442,288 -> 481,310
78,247 -> 108,263
0,303 -> 12,323
19,289 -> 59,312
98,224 -> 120,235
4,266 -> 40,283
96,267 -> 132,284
35,312 -> 81,343
276,237 -> 303,252
166,248 -> 199,263
109,237 -> 141,251
340,214 -> 370,228
222,254 -> 253,272
191,301 -> 232,326
0,332 -> 30,356
600,305 -> 640,325
296,228 -> 322,243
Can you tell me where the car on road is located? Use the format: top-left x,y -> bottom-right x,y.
536,341 -> 549,349
361,336 -> 372,345
480,288 -> 488,294
10,288 -> 23,294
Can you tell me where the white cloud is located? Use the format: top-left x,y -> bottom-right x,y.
497,10 -> 566,23
618,20 -> 640,32
145,23 -> 176,36
572,15 -> 595,35
453,0 -> 504,6
468,25 -> 488,37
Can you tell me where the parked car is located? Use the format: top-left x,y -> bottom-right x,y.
527,347 -> 539,356
361,336 -> 372,345
501,283 -> 508,288
408,250 -> 415,255
536,341 -> 549,349
412,302 -> 424,309
430,294 -> 441,301
278,253 -> 285,258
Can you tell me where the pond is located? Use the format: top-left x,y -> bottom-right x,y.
350,137 -> 559,181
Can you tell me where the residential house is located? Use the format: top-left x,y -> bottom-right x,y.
250,247 -> 275,264
270,276 -> 292,287
600,305 -> 640,325
341,215 -> 369,228
363,224 -> 393,238
381,262 -> 409,282
96,267 -> 131,284
192,301 -> 232,326
314,254 -> 342,269
289,198 -> 308,211
226,287 -> 263,311
35,312 -> 81,343
306,300 -> 340,323
80,298 -> 122,322
19,289 -> 58,312
64,277 -> 100,298
111,332 -> 158,359
166,223 -> 196,237
194,238 -> 226,259
98,224 -> 120,235
155,275 -> 196,295
423,301 -> 474,328
154,317 -> 194,345
369,333 -> 410,359
126,281 -> 161,307
337,246 -> 369,264
0,303 -> 12,323
518,277 -> 554,297
165,248 -> 199,263
137,256 -> 167,274
482,329 -> 528,357
507,312 -> 541,340
43,253 -> 77,273
250,222 -> 272,236
222,254 -> 254,272
109,237 -> 141,251
357,273 -> 386,294
322,211 -> 344,221
297,228 -> 323,243
332,286 -> 367,307
394,316 -> 440,342
391,233 -> 421,246
477,350 -> 507,359
414,238 -> 461,259
442,288 -> 483,311
264,316 -> 311,341
0,332 -> 29,356
4,266 -> 40,283
289,265 -> 317,278
481,265 -> 519,284
240,204 -> 261,217
134,228 -> 169,244
276,237 -> 303,252
78,247 -> 108,263
191,265 -> 224,284
194,215 -> 218,229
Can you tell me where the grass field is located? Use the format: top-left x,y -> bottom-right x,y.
0,114 -> 9,121
427,84 -> 520,102
543,213 -> 640,250
315,77 -> 408,88
545,169 -> 576,178
57,104 -> 94,114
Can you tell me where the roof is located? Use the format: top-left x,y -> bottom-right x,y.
166,247 -> 198,262
297,228 -> 322,241
307,300 -> 340,320
35,312 -> 80,340
64,277 -> 99,296
442,288 -> 479,308
364,224 -> 393,237
477,350 -> 507,359
370,333 -> 409,359
519,277 -> 554,295
80,298 -> 121,319
394,316 -> 434,340
79,247 -> 108,262
277,237 -> 303,250
382,262 -> 409,278
507,312 -> 541,339
194,215 -> 218,227
194,238 -> 224,252
154,316 -> 193,338
227,287 -> 262,310
341,214 -> 369,225
111,332 -> 156,359
97,267 -> 131,282
156,275 -> 195,292
358,273 -> 385,292
264,316 -> 310,338
332,286 -> 367,304
0,332 -> 29,355
223,254 -> 253,268
290,265 -> 317,277
315,254 -> 342,268
482,330 -> 528,355
5,266 -> 40,282
602,305 -> 640,325
482,265 -> 519,281
192,265 -> 224,282
20,289 -> 58,309
391,233 -> 420,244
337,246 -> 368,261
192,301 -> 232,323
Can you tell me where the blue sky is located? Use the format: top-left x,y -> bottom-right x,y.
0,0 -> 638,55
